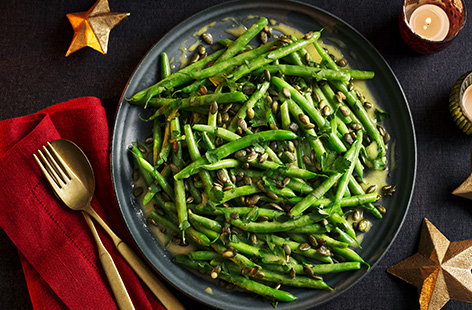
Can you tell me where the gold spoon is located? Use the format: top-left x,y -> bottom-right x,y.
34,139 -> 184,310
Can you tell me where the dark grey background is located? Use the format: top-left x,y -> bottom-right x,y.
1,0 -> 470,309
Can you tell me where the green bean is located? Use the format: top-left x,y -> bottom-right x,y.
160,52 -> 171,79
219,271 -> 297,302
188,210 -> 222,232
188,251 -> 220,261
230,214 -> 317,233
341,68 -> 375,80
215,17 -> 268,64
128,49 -> 225,105
149,211 -> 179,234
331,131 -> 363,212
230,33 -> 321,81
202,159 -> 241,170
255,65 -> 350,81
190,40 -> 278,81
225,263 -> 332,290
348,176 -> 383,218
148,92 -> 247,117
228,81 -> 270,131
192,124 -> 242,141
264,262 -> 361,275
331,247 -> 367,266
289,173 -> 341,217
285,99 -> 325,160
268,234 -> 333,263
129,145 -> 174,198
272,76 -> 347,153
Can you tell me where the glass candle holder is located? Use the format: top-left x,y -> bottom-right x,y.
399,0 -> 466,53
450,71 -> 472,134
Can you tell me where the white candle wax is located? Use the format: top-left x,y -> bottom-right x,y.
461,85 -> 472,120
409,4 -> 450,41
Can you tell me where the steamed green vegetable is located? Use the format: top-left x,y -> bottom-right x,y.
128,17 -> 393,303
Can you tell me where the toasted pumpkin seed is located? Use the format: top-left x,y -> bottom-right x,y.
350,122 -> 362,131
259,152 -> 269,163
272,100 -> 279,114
289,268 -> 296,278
247,108 -> 255,119
282,244 -> 291,256
266,191 -> 279,200
189,53 -> 199,64
339,106 -> 351,116
282,87 -> 291,98
288,122 -> 299,132
337,57 -> 348,67
256,216 -> 269,222
202,32 -> 213,44
246,194 -> 261,206
308,235 -> 318,247
298,113 -> 310,124
321,105 -> 331,116
344,133 -> 354,144
366,184 -> 377,193
357,219 -> 372,232
263,69 -> 271,81
298,243 -> 311,251
269,202 -> 284,211
217,170 -> 229,183
197,45 -> 206,55
376,205 -> 387,214
303,31 -> 314,39
260,31 -> 268,44
222,249 -> 236,258
303,265 -> 314,277
250,233 -> 258,245
238,117 -> 248,131
317,245 -> 331,256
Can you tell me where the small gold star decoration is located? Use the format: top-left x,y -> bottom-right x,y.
65,0 -> 129,56
387,218 -> 472,310
452,151 -> 472,200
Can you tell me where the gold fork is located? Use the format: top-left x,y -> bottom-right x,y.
34,143 -> 135,310
34,140 -> 184,310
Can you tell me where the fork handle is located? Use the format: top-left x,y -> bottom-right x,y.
83,214 -> 135,310
86,207 -> 185,310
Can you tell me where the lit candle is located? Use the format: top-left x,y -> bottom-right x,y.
461,85 -> 472,120
408,4 -> 450,41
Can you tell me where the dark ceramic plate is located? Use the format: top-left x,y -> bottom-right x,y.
111,1 -> 416,309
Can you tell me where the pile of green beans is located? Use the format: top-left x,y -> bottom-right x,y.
128,17 -> 393,303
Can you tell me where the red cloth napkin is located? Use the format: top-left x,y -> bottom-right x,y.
0,97 -> 165,310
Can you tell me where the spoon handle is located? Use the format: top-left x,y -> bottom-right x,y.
83,213 -> 135,310
86,207 -> 185,310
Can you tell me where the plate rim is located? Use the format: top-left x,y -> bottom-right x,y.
111,0 -> 417,308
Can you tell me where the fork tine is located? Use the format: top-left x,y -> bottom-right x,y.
37,149 -> 64,187
42,145 -> 70,182
34,153 -> 61,192
47,142 -> 75,178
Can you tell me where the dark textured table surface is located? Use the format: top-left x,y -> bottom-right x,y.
1,0 -> 471,309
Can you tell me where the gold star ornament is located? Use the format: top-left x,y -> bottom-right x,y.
452,152 -> 472,200
387,218 -> 472,310
65,0 -> 129,56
